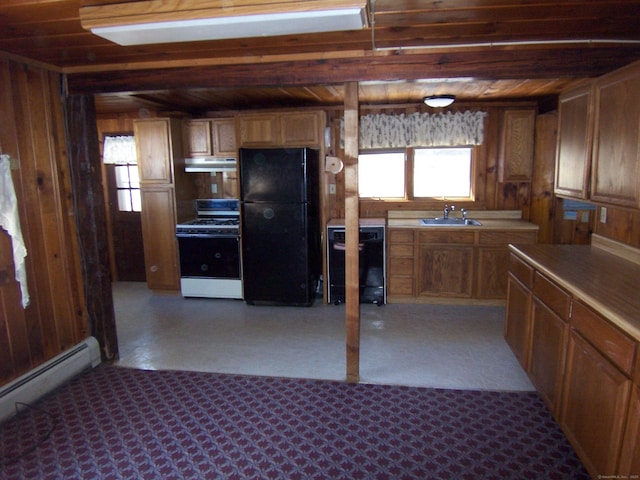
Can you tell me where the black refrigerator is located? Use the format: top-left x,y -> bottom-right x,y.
239,147 -> 320,306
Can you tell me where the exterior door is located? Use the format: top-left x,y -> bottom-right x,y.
105,164 -> 146,282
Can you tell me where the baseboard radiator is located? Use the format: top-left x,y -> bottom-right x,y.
0,336 -> 101,423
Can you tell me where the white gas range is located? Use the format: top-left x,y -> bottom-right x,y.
175,199 -> 242,299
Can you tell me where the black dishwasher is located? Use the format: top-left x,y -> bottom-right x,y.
327,222 -> 385,305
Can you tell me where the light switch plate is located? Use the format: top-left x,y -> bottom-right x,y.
600,207 -> 607,223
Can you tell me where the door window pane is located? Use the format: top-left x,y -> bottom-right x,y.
114,165 -> 141,212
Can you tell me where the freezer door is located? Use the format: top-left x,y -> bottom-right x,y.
241,202 -> 318,306
239,148 -> 317,203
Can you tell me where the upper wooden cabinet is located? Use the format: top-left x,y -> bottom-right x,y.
555,60 -> 640,207
498,109 -> 536,182
591,62 -> 640,207
212,119 -> 237,156
237,111 -> 324,147
135,118 -> 176,184
555,83 -> 593,199
183,118 -> 237,157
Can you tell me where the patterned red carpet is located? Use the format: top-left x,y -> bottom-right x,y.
0,365 -> 588,479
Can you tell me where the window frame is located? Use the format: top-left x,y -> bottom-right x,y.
357,146 -> 479,204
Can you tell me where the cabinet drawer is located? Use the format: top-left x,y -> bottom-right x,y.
533,272 -> 570,321
388,229 -> 414,244
509,253 -> 534,288
571,300 -> 637,376
388,257 -> 413,275
418,230 -> 475,244
479,230 -> 537,245
389,244 -> 414,257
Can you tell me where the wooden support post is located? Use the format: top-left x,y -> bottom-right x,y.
344,82 -> 360,383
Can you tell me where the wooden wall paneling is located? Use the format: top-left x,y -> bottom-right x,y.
49,74 -> 90,350
12,62 -> 57,365
25,68 -> 86,356
530,112 -> 558,244
66,94 -> 117,361
0,58 -> 90,386
344,82 -> 360,383
594,206 -> 638,248
483,106 -> 500,210
0,58 -> 31,382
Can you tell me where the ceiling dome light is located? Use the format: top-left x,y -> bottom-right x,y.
423,95 -> 456,108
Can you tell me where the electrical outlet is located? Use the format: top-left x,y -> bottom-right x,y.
600,206 -> 607,224
329,184 -> 336,194
211,184 -> 217,194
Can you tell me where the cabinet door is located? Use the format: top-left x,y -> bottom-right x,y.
134,119 -> 173,184
476,247 -> 509,298
555,83 -> 593,199
183,119 -> 212,157
561,331 -> 631,476
591,62 -> 640,207
237,114 -> 279,146
212,118 -> 237,156
140,186 -> 180,292
505,274 -> 531,369
476,231 -> 537,299
529,298 -> 568,418
417,245 -> 473,297
619,383 -> 640,476
498,109 -> 536,182
280,112 -> 321,146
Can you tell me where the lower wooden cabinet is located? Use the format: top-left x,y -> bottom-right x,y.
418,245 -> 474,297
619,384 -> 640,475
387,227 -> 536,301
561,330 -> 631,476
529,298 -> 567,418
506,250 -> 640,478
140,187 -> 180,292
387,229 -> 415,297
504,274 -> 531,369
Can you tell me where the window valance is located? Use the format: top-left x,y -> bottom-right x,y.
103,135 -> 137,164
340,111 -> 487,149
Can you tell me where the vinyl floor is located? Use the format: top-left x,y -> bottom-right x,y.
113,282 -> 534,391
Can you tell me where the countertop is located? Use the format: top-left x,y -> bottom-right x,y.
387,218 -> 539,230
327,218 -> 386,227
510,241 -> 640,342
386,209 -> 539,231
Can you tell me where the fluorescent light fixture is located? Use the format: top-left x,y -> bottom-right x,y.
82,1 -> 369,46
423,95 -> 456,108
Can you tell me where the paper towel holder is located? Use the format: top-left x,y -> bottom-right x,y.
325,156 -> 344,174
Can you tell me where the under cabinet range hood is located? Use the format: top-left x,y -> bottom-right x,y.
185,157 -> 237,173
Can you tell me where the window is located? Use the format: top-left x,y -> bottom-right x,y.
414,148 -> 472,198
358,152 -> 405,198
102,135 -> 141,212
358,147 -> 473,200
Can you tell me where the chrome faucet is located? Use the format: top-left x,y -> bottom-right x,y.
445,205 -> 467,220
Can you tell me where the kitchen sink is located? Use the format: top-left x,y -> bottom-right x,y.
420,218 -> 483,226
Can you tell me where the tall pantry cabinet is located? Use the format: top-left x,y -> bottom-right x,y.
134,118 -> 195,293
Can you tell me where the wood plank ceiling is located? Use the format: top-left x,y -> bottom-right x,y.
1,0 -> 640,114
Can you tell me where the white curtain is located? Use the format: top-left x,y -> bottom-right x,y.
103,135 -> 137,164
341,111 -> 487,149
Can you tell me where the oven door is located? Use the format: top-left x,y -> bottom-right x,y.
176,234 -> 240,279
